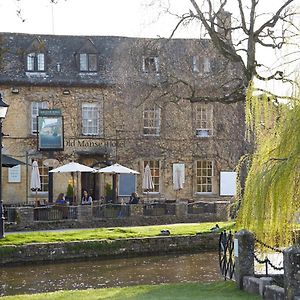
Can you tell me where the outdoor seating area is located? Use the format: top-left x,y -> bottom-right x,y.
3,200 -> 230,231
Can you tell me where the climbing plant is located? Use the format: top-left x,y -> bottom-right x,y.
236,83 -> 300,246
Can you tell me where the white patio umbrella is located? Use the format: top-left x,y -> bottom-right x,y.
50,162 -> 96,204
96,163 -> 140,202
142,164 -> 154,201
96,163 -> 140,175
30,160 -> 41,205
49,162 -> 95,173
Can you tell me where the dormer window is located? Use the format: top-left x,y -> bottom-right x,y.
142,56 -> 159,73
79,53 -> 97,72
192,56 -> 212,74
27,53 -> 45,72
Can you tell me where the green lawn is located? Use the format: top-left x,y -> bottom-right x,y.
0,222 -> 235,246
1,282 -> 260,300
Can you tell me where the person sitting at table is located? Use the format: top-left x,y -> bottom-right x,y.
81,190 -> 93,205
55,193 -> 67,205
129,192 -> 139,204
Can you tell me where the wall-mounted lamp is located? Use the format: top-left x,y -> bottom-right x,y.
62,89 -> 70,95
11,87 -> 19,94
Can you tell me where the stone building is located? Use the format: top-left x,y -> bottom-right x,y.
0,31 -> 246,204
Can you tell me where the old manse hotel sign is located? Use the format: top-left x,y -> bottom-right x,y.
65,139 -> 117,149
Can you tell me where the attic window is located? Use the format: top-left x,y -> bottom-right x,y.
142,56 -> 159,73
79,53 -> 97,72
26,53 -> 45,72
192,56 -> 213,73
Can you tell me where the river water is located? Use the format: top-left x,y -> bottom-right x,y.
0,252 -> 222,296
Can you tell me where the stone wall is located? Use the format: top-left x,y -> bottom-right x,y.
0,233 -> 219,266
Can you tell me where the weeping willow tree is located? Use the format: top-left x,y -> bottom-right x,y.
236,83 -> 300,246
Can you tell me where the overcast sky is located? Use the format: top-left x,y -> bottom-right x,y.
0,0 -> 199,38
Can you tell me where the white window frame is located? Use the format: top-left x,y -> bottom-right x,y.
81,103 -> 101,136
144,160 -> 160,193
79,53 -> 97,72
31,102 -> 48,134
196,160 -> 213,194
195,104 -> 213,137
192,55 -> 200,73
27,52 -> 45,72
203,57 -> 211,73
143,104 -> 161,136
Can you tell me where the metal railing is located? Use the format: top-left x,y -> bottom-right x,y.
187,202 -> 216,214
93,204 -> 130,218
4,207 -> 17,223
143,203 -> 176,216
34,205 -> 78,221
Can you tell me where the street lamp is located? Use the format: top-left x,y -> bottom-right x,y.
0,93 -> 9,239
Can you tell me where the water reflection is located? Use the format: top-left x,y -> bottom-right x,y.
0,252 -> 222,296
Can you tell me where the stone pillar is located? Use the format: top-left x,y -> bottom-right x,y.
176,203 -> 187,218
129,204 -> 143,217
215,201 -> 230,220
283,246 -> 300,300
234,230 -> 255,289
77,205 -> 93,222
16,207 -> 34,227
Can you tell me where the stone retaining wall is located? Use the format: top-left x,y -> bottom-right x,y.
0,233 -> 218,266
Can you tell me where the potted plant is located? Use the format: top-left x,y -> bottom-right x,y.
65,183 -> 74,205
105,183 -> 113,203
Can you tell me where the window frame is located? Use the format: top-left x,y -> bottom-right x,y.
192,55 -> 200,73
196,160 -> 213,194
143,160 -> 160,193
26,52 -> 45,72
31,158 -> 49,193
143,104 -> 161,136
195,104 -> 213,137
31,102 -> 48,134
79,53 -> 98,72
81,102 -> 101,136
142,56 -> 160,73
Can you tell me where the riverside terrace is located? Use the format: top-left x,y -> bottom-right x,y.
3,201 -> 230,231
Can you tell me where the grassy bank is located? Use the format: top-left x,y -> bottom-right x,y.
1,282 -> 260,300
0,222 -> 234,246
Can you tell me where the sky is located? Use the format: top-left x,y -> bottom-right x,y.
0,0 -> 198,38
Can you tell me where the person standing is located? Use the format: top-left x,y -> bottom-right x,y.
81,190 -> 92,205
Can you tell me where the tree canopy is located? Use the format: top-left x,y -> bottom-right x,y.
161,0 -> 299,103
236,86 -> 300,246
